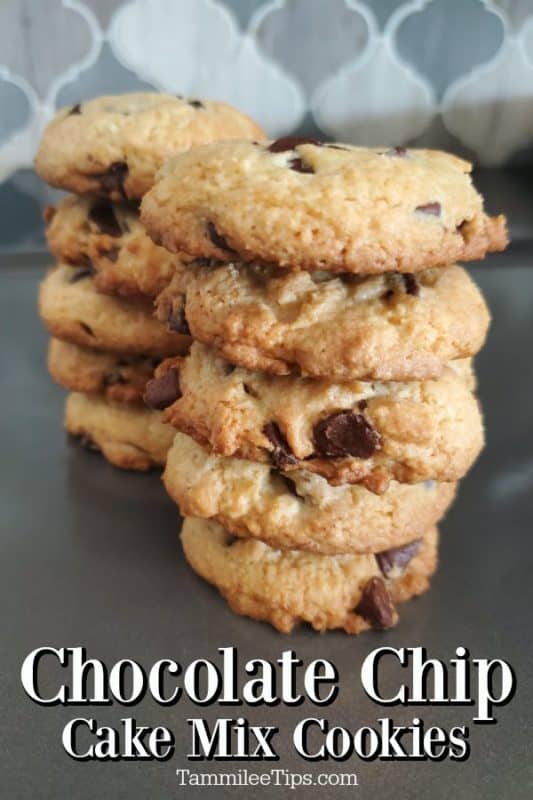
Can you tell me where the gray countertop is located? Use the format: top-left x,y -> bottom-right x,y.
1,253 -> 532,799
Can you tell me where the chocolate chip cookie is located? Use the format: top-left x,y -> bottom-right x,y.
65,391 -> 175,470
141,138 -> 507,273
181,517 -> 438,634
35,93 -> 264,201
164,432 -> 455,554
156,262 -> 490,381
148,343 -> 482,492
48,338 -> 159,404
45,195 -> 185,298
39,264 -> 190,357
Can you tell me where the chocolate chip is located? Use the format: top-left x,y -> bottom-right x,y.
88,201 -> 122,237
376,539 -> 421,578
355,577 -> 396,630
358,399 -> 368,411
69,266 -> 94,283
144,367 -> 181,410
386,146 -> 407,157
206,222 -> 235,253
263,422 -> 298,468
415,202 -> 441,216
189,100 -> 205,109
401,273 -> 419,296
268,136 -> 320,153
96,161 -> 128,199
103,246 -> 120,262
167,307 -> 190,335
288,156 -> 314,174
69,103 -> 82,115
313,411 -> 381,459
79,322 -> 95,337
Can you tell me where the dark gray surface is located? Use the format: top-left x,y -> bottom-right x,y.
1,255 -> 532,799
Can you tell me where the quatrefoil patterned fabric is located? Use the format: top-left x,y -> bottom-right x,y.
1,0 -> 533,248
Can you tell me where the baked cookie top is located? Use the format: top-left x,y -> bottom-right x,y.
156,262 -> 490,381
35,93 -> 265,200
148,343 -> 482,493
141,138 -> 507,272
45,195 -> 184,298
164,431 -> 456,555
39,263 -> 190,357
181,517 -> 438,634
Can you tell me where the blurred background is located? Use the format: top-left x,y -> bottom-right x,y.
1,0 -> 533,251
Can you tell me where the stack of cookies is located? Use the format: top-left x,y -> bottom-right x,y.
140,138 -> 508,634
35,93 -> 264,469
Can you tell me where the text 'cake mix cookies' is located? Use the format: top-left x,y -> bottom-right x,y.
142,135 -> 508,634
36,92 -> 266,471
